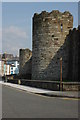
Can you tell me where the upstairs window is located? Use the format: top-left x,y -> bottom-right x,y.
61,23 -> 63,32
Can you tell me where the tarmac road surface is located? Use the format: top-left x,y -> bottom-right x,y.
2,85 -> 79,118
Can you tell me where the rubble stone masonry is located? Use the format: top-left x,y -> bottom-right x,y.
67,28 -> 80,81
19,48 -> 32,78
32,10 -> 75,81
19,10 -> 80,81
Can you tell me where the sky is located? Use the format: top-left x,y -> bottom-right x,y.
1,0 -> 80,2
0,2 -> 2,54
78,2 -> 80,25
2,2 -> 78,56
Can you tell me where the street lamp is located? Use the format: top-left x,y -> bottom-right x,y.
4,52 -> 7,82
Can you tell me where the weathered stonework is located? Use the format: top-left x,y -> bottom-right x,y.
19,10 -> 79,82
19,48 -> 32,78
32,10 -> 73,80
67,28 -> 80,81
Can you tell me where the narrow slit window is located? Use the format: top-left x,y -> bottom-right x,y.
61,23 -> 63,32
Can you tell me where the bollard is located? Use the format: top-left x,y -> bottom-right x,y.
18,80 -> 21,85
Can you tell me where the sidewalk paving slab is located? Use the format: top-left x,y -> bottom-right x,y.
0,81 -> 79,99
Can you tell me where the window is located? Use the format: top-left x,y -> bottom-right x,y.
52,35 -> 54,37
54,38 -> 58,40
11,67 -> 13,70
61,23 -> 63,32
11,71 -> 13,74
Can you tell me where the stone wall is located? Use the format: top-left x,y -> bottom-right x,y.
67,28 -> 80,81
32,10 -> 73,80
19,10 -> 79,82
19,48 -> 32,79
7,79 -> 80,91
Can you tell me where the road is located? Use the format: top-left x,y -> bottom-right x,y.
2,85 -> 79,118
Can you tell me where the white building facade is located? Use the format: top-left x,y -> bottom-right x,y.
0,60 -> 19,76
7,60 -> 19,75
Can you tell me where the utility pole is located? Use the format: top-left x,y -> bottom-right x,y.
4,52 -> 7,82
60,57 -> 62,91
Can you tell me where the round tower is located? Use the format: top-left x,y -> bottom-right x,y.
32,10 -> 73,80
19,48 -> 32,76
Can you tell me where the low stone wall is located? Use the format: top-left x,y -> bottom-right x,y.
7,79 -> 80,91
63,82 -> 80,91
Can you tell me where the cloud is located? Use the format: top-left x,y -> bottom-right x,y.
2,26 -> 31,55
0,29 -> 2,40
4,26 -> 27,39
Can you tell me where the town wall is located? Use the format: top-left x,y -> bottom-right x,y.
19,10 -> 80,82
32,10 -> 73,80
67,28 -> 80,81
19,48 -> 32,79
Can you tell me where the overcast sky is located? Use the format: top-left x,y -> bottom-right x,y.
2,2 -> 78,56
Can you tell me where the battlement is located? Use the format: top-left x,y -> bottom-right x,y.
33,10 -> 73,27
33,10 -> 73,37
20,48 -> 32,53
69,26 -> 80,35
33,10 -> 73,18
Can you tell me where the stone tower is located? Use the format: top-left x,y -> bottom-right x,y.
19,48 -> 32,78
32,10 -> 73,80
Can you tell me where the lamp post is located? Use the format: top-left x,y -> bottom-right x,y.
60,57 -> 62,91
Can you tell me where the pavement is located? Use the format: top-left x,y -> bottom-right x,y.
0,81 -> 79,99
2,84 -> 79,118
